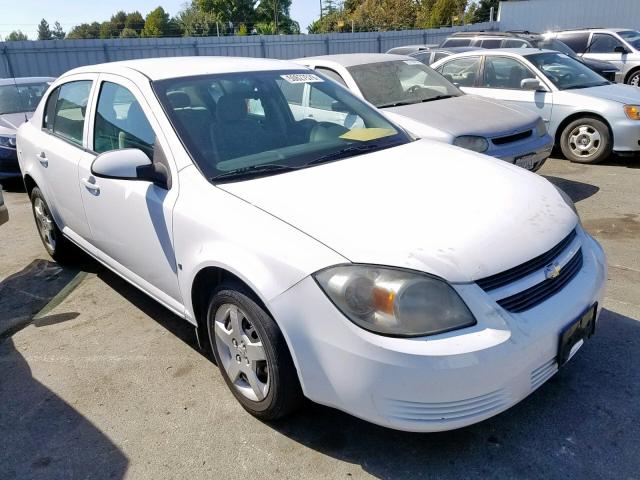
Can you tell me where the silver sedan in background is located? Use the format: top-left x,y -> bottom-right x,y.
296,54 -> 553,171
433,49 -> 640,164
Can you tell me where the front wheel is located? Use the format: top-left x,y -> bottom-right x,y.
207,284 -> 302,421
559,117 -> 612,164
627,70 -> 640,87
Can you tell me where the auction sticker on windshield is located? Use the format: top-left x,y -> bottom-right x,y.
281,74 -> 324,84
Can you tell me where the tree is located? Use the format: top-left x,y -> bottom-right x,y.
6,30 -> 28,41
176,2 -> 220,36
196,0 -> 256,32
120,28 -> 139,38
99,20 -> 118,38
473,0 -> 498,22
52,21 -> 66,39
142,7 -> 170,37
308,9 -> 350,33
423,0 -> 467,27
255,0 -> 300,34
66,22 -> 101,39
351,0 -> 418,31
37,19 -> 52,40
125,11 -> 146,34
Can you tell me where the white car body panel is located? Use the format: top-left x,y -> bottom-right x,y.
16,57 -> 607,432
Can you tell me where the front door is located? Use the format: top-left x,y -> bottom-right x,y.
582,32 -> 628,72
78,75 -> 182,310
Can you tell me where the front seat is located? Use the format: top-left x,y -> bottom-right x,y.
213,94 -> 272,160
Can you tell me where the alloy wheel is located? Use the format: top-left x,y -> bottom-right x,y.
33,197 -> 56,252
214,303 -> 269,402
630,72 -> 640,87
567,124 -> 601,159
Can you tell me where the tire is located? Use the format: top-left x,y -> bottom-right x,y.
627,70 -> 640,87
559,117 -> 612,164
30,187 -> 77,263
206,284 -> 302,421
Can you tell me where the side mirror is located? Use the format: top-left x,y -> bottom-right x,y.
521,78 -> 543,91
614,45 -> 628,54
91,148 -> 167,188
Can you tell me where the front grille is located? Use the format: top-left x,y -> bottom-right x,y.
497,248 -> 583,313
476,229 -> 577,291
491,129 -> 532,145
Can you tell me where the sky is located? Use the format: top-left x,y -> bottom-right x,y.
0,0 -> 321,39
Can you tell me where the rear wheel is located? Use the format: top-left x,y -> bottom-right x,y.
207,284 -> 302,421
560,117 -> 611,164
627,70 -> 640,87
30,187 -> 77,263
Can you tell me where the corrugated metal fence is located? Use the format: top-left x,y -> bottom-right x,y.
0,22 -> 498,78
498,0 -> 639,33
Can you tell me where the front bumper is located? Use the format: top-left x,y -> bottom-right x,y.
0,145 -> 20,179
270,228 -> 606,432
610,118 -> 640,153
492,133 -> 554,171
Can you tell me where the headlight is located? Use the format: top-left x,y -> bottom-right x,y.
536,118 -> 547,137
314,265 -> 476,337
453,135 -> 488,153
623,105 -> 640,120
0,135 -> 16,148
554,185 -> 578,216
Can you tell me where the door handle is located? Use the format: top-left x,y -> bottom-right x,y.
81,177 -> 100,195
37,152 -> 48,167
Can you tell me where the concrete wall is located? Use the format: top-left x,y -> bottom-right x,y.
0,22 -> 499,78
498,0 -> 640,33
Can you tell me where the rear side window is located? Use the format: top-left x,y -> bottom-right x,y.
438,57 -> 481,87
557,32 -> 590,53
503,39 -> 530,48
480,39 -> 502,48
94,82 -> 156,159
442,38 -> 472,47
48,81 -> 92,147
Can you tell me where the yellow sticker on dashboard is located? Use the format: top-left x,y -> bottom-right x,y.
340,128 -> 397,141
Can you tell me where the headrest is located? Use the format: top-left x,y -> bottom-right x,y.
217,94 -> 247,123
167,91 -> 190,109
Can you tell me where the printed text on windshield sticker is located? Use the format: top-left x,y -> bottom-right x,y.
280,74 -> 325,84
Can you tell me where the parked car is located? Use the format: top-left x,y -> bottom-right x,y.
432,48 -> 640,163
546,28 -> 640,86
409,46 -> 485,65
18,57 -> 606,432
386,44 -> 439,55
295,53 -> 553,171
441,31 -> 620,82
0,189 -> 7,225
0,77 -> 54,179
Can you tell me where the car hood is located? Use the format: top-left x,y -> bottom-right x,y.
572,83 -> 640,104
0,112 -> 31,136
382,95 -> 539,138
219,140 -> 577,283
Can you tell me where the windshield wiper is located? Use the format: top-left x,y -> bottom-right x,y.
417,95 -> 455,103
211,163 -> 300,182
305,142 -> 398,166
378,95 -> 455,108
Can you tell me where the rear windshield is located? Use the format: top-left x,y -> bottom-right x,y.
0,82 -> 50,115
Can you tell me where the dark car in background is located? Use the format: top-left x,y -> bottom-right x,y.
409,46 -> 485,65
441,31 -> 620,82
0,77 -> 54,179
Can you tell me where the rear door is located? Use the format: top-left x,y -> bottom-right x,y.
464,55 -> 554,124
34,76 -> 96,239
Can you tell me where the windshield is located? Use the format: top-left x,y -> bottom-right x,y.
526,52 -> 609,90
153,70 -> 409,181
618,30 -> 640,50
531,38 -> 576,56
347,60 -> 462,108
0,82 -> 50,115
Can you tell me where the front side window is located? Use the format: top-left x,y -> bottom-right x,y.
481,56 -> 537,89
0,82 -> 50,115
526,52 -> 609,90
618,30 -> 640,51
50,80 -> 92,146
94,82 -> 156,159
347,60 -> 462,108
154,70 -> 408,181
589,33 -> 625,53
437,57 -> 481,87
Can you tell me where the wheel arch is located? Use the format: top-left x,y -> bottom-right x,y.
23,173 -> 37,197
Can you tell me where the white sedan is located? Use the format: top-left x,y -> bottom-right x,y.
17,57 -> 606,432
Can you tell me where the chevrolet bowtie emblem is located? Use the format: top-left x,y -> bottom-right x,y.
544,262 -> 562,280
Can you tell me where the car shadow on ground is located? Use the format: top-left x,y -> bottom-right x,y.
0,259 -> 128,479
266,307 -> 640,479
543,175 -> 600,203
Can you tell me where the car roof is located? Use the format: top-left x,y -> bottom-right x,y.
62,56 -> 309,81
436,46 -> 485,52
440,48 -> 555,58
553,28 -> 629,34
0,77 -> 55,86
296,53 -> 411,67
